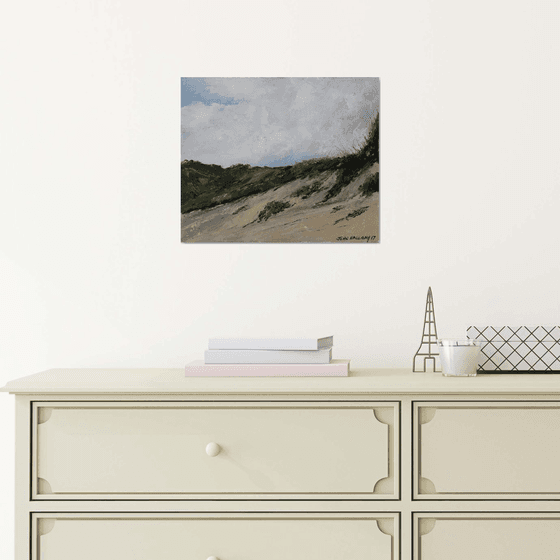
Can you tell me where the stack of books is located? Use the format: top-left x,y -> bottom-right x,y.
185,336 -> 350,377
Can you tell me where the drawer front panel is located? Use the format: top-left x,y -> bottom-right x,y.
34,402 -> 398,499
34,513 -> 398,560
416,514 -> 560,560
415,402 -> 560,498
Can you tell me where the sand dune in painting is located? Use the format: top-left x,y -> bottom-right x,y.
181,161 -> 379,243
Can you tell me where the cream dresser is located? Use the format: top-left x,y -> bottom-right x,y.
3,368 -> 560,559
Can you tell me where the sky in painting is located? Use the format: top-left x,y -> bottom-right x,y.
181,78 -> 380,168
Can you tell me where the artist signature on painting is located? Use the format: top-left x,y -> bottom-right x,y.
336,235 -> 377,242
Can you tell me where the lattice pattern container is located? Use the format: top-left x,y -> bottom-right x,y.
466,326 -> 560,372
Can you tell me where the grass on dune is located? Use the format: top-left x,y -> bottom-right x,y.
181,113 -> 379,213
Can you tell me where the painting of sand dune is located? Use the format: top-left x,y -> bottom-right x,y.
181,77 -> 380,243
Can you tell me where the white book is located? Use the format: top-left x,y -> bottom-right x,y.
208,336 -> 334,351
204,348 -> 332,364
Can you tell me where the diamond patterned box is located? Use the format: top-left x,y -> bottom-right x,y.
466,326 -> 560,373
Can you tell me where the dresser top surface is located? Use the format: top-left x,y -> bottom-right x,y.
3,368 -> 560,394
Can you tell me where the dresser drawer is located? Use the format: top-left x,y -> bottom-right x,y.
415,513 -> 560,560
414,402 -> 560,499
33,401 -> 399,499
34,512 -> 398,560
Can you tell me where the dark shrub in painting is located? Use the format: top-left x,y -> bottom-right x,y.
257,201 -> 291,222
359,172 -> 379,197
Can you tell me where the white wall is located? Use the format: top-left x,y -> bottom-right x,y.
1,0 -> 559,554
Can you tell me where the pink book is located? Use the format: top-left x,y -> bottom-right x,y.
185,359 -> 350,377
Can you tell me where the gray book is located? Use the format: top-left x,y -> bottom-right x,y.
208,336 -> 333,350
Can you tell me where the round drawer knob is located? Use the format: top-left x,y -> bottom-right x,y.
206,557 -> 219,560
206,442 -> 221,457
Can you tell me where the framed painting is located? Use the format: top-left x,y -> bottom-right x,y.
181,78 -> 379,243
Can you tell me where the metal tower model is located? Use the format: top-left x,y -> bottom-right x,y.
413,287 -> 441,372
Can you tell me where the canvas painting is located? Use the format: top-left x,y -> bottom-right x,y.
181,77 -> 380,243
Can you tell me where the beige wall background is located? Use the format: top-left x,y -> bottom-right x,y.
0,0 -> 559,554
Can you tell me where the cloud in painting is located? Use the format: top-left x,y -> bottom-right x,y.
181,78 -> 380,168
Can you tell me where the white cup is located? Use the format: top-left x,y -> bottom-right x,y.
437,339 -> 481,376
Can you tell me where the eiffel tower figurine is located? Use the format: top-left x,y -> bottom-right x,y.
413,287 -> 441,372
